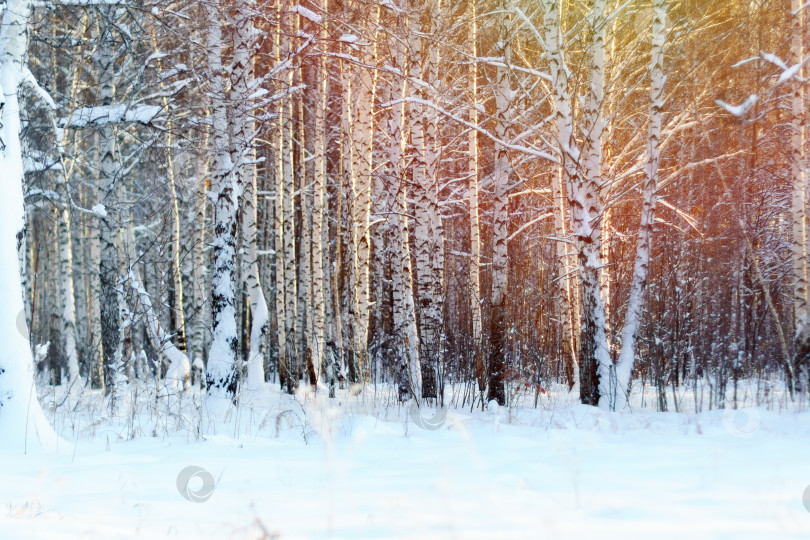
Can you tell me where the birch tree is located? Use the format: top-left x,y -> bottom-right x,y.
232,0 -> 269,393
790,0 -> 807,337
467,0 -> 485,394
408,1 -> 444,400
541,0 -> 612,406
309,0 -> 327,388
613,0 -> 666,410
383,3 -> 421,400
96,4 -> 125,394
790,0 -> 810,394
281,5 -> 298,391
487,0 -> 513,406
204,0 -> 240,403
0,0 -> 56,449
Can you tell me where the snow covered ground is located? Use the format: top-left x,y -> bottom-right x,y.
2,382 -> 810,539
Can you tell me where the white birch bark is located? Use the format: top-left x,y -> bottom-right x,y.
0,0 -> 57,449
149,26 -> 188,361
467,0 -> 485,393
408,5 -> 443,400
552,166 -> 578,389
791,0 -> 809,395
86,156 -> 104,388
187,172 -> 209,379
205,0 -> 240,403
54,42 -> 84,384
160,119 -> 191,392
54,146 -> 79,383
296,46 -> 312,384
611,0 -> 666,411
791,0 -> 807,333
426,4 -> 445,401
96,6 -> 123,394
310,0 -> 328,388
349,8 -> 380,385
487,0 -> 512,405
281,12 -> 298,391
340,55 -> 358,383
544,2 -> 578,394
273,2 -> 297,392
165,134 -> 187,356
294,13 -> 307,378
231,0 -> 269,393
273,0 -> 289,390
386,10 -> 421,400
584,0 -> 609,352
543,0 -> 611,407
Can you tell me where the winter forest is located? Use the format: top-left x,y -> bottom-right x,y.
2,0 -> 810,537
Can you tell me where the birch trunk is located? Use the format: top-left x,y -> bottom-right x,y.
309,0 -> 328,389
350,8 -> 381,385
552,166 -> 578,389
55,151 -> 79,383
273,0 -> 289,391
467,0 -> 485,393
187,172 -> 209,380
87,178 -> 104,388
275,3 -> 298,392
55,32 -> 84,384
296,41 -> 312,385
791,0 -> 807,333
161,115 -> 190,387
544,0 -> 579,391
282,15 -> 298,391
340,57 -> 358,383
612,0 -> 666,411
790,0 -> 809,396
386,12 -> 421,400
584,0 -> 609,356
426,5 -> 445,402
97,6 -> 122,394
0,0 -> 57,449
487,0 -> 512,406
166,154 -> 187,354
409,6 -> 443,401
543,0 -> 611,406
205,0 -> 239,403
232,0 -> 269,392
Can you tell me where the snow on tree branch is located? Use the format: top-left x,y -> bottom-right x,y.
59,104 -> 162,128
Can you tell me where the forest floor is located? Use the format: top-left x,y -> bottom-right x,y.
1,380 -> 810,539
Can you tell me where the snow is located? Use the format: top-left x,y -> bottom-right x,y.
61,104 -> 162,128
777,63 -> 803,85
291,4 -> 323,24
380,0 -> 404,13
761,52 -> 788,72
90,203 -> 107,217
338,33 -> 359,44
731,57 -> 760,68
715,95 -> 758,117
1,382 -> 809,538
